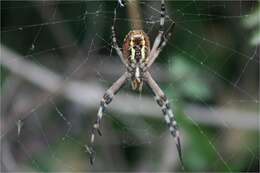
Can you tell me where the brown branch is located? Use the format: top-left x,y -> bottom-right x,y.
1,45 -> 259,139
127,0 -> 143,30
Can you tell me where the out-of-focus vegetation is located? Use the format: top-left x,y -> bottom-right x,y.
1,1 -> 259,172
243,1 -> 260,45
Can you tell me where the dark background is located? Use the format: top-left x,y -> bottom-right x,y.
1,1 -> 259,172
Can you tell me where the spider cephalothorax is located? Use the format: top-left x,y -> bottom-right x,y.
89,0 -> 183,166
123,30 -> 150,91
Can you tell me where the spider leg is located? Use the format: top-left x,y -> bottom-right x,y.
118,0 -> 125,7
145,72 -> 183,165
112,9 -> 128,67
149,0 -> 166,56
147,31 -> 172,67
146,0 -> 175,68
89,72 -> 128,164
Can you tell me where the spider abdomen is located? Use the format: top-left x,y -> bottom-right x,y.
123,30 -> 150,65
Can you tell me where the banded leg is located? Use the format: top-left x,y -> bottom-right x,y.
147,0 -> 176,68
149,0 -> 166,58
118,0 -> 125,7
89,72 -> 128,164
147,31 -> 172,67
145,72 -> 183,164
112,9 -> 128,67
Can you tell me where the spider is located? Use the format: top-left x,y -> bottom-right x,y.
88,0 -> 183,165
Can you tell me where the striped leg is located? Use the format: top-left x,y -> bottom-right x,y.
147,0 -> 176,68
145,72 -> 183,164
146,0 -> 175,68
150,0 -> 166,56
118,0 -> 125,7
147,31 -> 173,67
89,72 -> 128,165
159,0 -> 166,31
112,9 -> 128,67
155,95 -> 183,163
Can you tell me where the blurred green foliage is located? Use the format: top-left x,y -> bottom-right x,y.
170,56 -> 212,101
243,1 -> 260,45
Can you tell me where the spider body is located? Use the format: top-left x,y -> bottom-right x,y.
89,0 -> 183,166
123,30 -> 150,91
123,30 -> 150,65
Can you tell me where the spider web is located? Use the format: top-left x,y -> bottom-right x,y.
1,0 -> 259,172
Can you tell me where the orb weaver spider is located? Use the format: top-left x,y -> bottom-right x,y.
88,0 -> 183,165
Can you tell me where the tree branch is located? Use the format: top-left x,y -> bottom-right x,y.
1,45 -> 258,139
